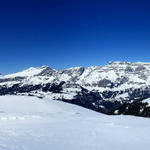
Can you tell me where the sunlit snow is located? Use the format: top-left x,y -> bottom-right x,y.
0,96 -> 149,150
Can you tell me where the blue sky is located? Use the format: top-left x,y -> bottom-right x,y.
0,0 -> 150,74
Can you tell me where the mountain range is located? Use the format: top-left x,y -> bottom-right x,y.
1,61 -> 150,117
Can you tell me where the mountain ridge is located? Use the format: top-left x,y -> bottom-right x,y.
1,61 -> 150,117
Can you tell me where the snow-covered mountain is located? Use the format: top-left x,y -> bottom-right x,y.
1,62 -> 150,116
0,95 -> 150,150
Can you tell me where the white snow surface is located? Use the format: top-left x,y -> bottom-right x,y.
143,98 -> 150,106
4,66 -> 48,78
0,95 -> 149,150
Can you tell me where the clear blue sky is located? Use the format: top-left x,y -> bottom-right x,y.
0,0 -> 150,74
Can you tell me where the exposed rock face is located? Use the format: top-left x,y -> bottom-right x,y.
97,79 -> 113,88
38,66 -> 54,76
1,62 -> 150,117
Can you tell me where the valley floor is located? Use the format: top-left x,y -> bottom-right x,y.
0,96 -> 149,150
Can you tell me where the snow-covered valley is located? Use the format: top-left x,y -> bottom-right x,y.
0,95 -> 149,150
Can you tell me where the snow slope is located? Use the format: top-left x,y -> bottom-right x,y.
0,96 -> 149,150
4,66 -> 48,78
143,98 -> 150,106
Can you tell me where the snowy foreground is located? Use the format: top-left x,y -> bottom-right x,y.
0,96 -> 149,150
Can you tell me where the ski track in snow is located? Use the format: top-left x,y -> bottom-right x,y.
0,96 -> 149,150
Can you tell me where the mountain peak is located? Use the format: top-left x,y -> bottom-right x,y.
4,66 -> 51,78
